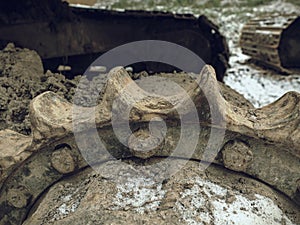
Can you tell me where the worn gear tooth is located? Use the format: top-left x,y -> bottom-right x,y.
252,92 -> 300,157
29,91 -> 73,144
99,66 -> 222,123
225,91 -> 300,157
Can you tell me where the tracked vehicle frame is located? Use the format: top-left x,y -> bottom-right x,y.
240,15 -> 300,74
0,0 -> 229,80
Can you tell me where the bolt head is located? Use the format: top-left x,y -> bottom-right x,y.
7,186 -> 31,208
128,129 -> 164,159
51,147 -> 76,174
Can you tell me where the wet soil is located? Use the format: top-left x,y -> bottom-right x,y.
0,43 -> 79,135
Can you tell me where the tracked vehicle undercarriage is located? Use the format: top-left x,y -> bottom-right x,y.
240,14 -> 300,74
0,0 -> 228,80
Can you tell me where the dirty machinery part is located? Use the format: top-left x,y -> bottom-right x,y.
240,15 -> 300,74
0,65 -> 299,224
0,0 -> 228,80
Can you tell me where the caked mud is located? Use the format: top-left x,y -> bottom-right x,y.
0,45 -> 299,224
0,44 -> 78,135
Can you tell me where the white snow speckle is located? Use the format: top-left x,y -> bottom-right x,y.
112,176 -> 166,213
176,177 -> 296,225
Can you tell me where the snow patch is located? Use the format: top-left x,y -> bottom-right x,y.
112,176 -> 166,213
175,177 -> 296,225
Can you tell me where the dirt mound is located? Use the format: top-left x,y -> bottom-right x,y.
0,43 -> 78,135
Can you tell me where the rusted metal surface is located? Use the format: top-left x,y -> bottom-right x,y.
0,0 -> 229,80
240,15 -> 300,73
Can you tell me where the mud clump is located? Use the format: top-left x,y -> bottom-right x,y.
0,43 -> 78,135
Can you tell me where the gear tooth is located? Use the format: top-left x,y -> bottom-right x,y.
29,91 -> 73,143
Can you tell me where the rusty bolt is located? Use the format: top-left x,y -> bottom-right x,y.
51,147 -> 76,174
7,186 -> 32,208
128,129 -> 164,159
222,140 -> 253,172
